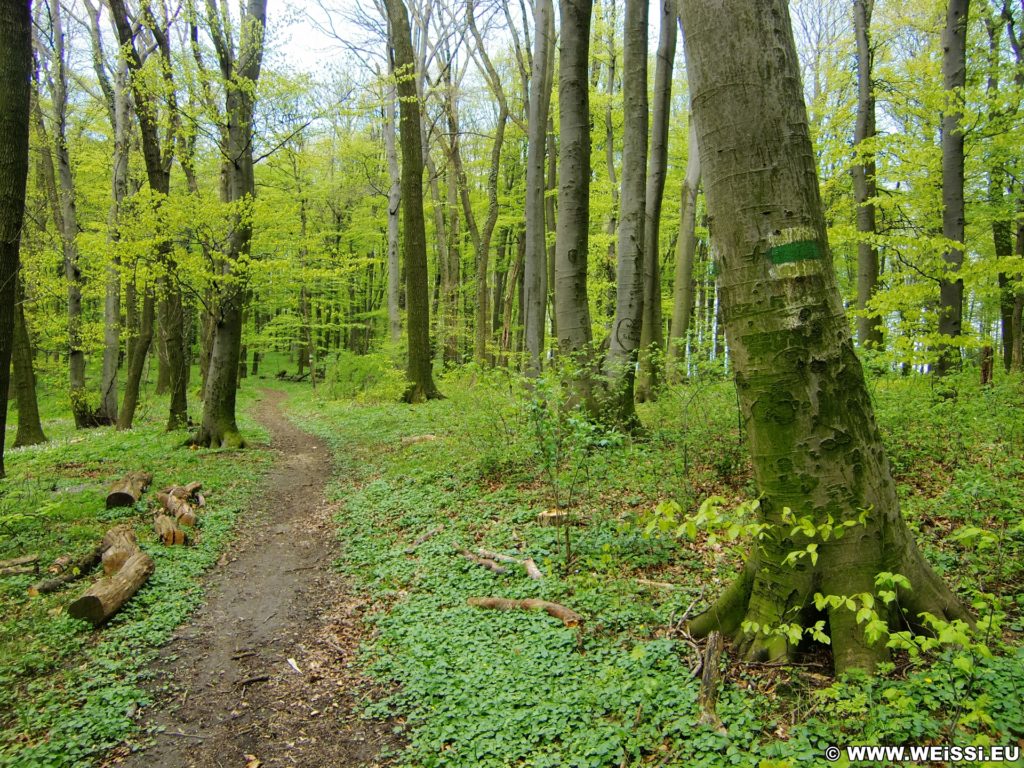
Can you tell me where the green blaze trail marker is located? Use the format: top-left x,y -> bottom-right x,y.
767,239 -> 821,265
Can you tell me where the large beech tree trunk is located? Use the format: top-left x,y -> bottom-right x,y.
680,0 -> 968,674
554,0 -> 595,398
386,0 -> 441,402
383,78 -> 402,344
603,0 -> 648,426
0,0 -> 31,478
668,119 -> 700,374
635,0 -> 676,402
935,0 -> 970,374
853,0 -> 883,351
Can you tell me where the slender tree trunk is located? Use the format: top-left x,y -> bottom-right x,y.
555,0 -> 595,396
524,0 -> 554,373
13,277 -> 46,447
680,0 -> 968,674
636,0 -> 676,401
935,0 -> 970,374
386,0 -> 442,401
383,79 -> 402,343
602,2 -> 620,322
603,0 -> 648,426
853,0 -> 883,351
669,119 -> 700,374
117,289 -> 155,430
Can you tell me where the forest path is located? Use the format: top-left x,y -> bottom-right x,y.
117,389 -> 394,768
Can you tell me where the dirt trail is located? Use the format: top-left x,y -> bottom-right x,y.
117,390 -> 395,768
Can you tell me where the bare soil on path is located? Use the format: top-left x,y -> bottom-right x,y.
114,389 -> 397,768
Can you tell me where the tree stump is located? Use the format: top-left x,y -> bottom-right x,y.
105,471 -> 153,508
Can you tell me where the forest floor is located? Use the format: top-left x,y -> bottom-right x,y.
114,390 -> 398,768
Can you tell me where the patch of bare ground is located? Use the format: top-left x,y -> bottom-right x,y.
108,390 -> 401,768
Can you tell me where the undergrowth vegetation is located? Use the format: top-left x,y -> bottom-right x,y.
0,381 -> 271,768
288,364 -> 1024,768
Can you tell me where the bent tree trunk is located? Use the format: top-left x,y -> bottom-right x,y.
680,0 -> 969,674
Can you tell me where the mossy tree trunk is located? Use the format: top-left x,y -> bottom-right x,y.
13,278 -> 46,447
0,0 -> 31,478
195,0 -> 267,448
680,0 -> 969,675
385,0 -> 441,402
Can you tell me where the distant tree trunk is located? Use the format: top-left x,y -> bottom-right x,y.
84,0 -> 126,424
386,0 -> 442,401
935,0 -> 970,375
383,78 -> 402,344
554,0 -> 594,395
13,278 -> 46,447
117,289 -> 155,431
853,0 -> 883,351
603,0 -> 648,426
636,0 -> 676,402
680,0 -> 968,674
524,0 -> 554,373
669,119 -> 700,374
0,0 -> 31,478
467,0 -> 508,365
602,1 -> 619,322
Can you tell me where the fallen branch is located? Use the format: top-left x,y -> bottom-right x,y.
636,578 -> 676,590
476,548 -> 544,580
0,554 -> 39,576
467,597 -> 582,627
400,434 -> 437,446
537,510 -> 570,527
0,554 -> 39,569
28,546 -> 104,596
460,550 -> 507,574
405,525 -> 443,553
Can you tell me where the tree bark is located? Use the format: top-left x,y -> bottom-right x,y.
386,0 -> 442,402
680,0 -> 968,674
117,288 -> 155,431
853,0 -> 883,351
636,0 -> 676,401
668,119 -> 700,374
12,278 -> 46,447
554,0 -> 595,398
383,77 -> 402,344
0,0 -> 31,478
195,0 -> 268,448
523,0 -> 554,374
935,0 -> 970,374
603,0 -> 648,427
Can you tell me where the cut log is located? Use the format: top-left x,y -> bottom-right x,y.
28,545 -> 104,596
106,471 -> 153,509
467,597 -> 582,627
101,525 -> 138,575
48,554 -> 73,574
460,550 -> 507,574
154,514 -> 187,545
0,554 -> 38,569
162,481 -> 202,501
156,492 -> 197,527
0,565 -> 37,576
697,631 -> 725,729
68,549 -> 155,626
537,509 -> 570,527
